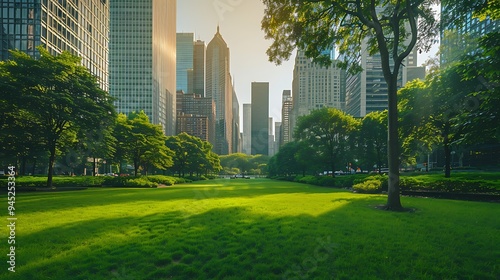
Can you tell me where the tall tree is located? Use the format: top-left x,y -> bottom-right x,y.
359,110 -> 388,173
261,0 -> 439,210
0,48 -> 116,187
295,108 -> 359,177
126,111 -> 173,176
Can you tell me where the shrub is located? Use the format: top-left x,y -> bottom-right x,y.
102,176 -> 158,188
352,179 -> 383,193
146,175 -> 177,186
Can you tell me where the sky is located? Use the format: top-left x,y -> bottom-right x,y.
176,0 -> 439,127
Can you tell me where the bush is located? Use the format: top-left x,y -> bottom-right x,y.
0,176 -> 107,188
146,175 -> 177,186
352,179 -> 383,193
102,176 -> 157,188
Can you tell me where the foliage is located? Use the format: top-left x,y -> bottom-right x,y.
295,108 -> 359,176
0,176 -> 106,188
165,132 -> 220,177
261,0 -> 441,210
358,111 -> 388,172
0,47 -> 116,187
220,153 -> 269,175
102,177 -> 158,188
112,112 -> 173,176
353,179 -> 383,194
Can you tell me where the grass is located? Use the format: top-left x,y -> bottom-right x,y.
1,178 -> 499,279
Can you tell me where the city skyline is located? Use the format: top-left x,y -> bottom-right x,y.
176,1 -> 439,123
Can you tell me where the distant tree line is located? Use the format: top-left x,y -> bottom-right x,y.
0,47 -> 221,187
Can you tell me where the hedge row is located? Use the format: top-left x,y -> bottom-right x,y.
0,175 -> 193,189
352,175 -> 498,194
273,174 -> 370,189
274,174 -> 499,194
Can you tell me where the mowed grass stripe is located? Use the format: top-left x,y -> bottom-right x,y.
2,178 -> 499,279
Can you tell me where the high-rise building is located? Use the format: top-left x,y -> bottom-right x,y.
242,104 -> 251,155
280,90 -> 293,145
232,86 -> 241,153
206,26 -> 233,155
176,91 -> 215,145
193,40 -> 206,96
291,50 -> 346,136
176,33 -> 194,92
275,122 -> 282,153
110,0 -> 176,135
345,39 -> 410,117
440,5 -> 499,67
268,117 -> 275,156
1,0 -> 109,89
251,82 -> 269,155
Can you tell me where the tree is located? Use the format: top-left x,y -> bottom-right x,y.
0,47 -> 116,187
455,32 -> 500,145
295,108 -> 359,177
261,0 -> 439,210
166,133 -> 220,177
126,111 -> 173,176
398,79 -> 438,169
359,111 -> 388,173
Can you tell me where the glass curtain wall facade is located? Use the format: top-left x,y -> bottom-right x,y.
1,0 -> 109,89
110,0 -> 176,135
176,32 -> 193,92
206,26 -> 233,155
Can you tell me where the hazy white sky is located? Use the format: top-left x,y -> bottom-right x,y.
176,1 -> 439,124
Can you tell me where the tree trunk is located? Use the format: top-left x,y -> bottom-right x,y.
20,156 -> 27,176
93,157 -> 97,176
47,143 -> 56,188
443,129 -> 451,178
386,77 -> 403,210
31,158 -> 37,175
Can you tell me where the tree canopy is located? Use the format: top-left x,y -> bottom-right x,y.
0,47 -> 116,187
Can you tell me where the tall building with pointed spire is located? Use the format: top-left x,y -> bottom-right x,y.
110,0 -> 177,135
206,26 -> 233,155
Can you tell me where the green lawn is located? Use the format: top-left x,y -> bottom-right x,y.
2,179 -> 499,279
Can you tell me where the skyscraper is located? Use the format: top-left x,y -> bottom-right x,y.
242,104 -> 251,155
291,50 -> 346,136
193,39 -> 206,96
176,33 -> 194,92
345,39 -> 410,117
109,0 -> 176,135
1,0 -> 109,89
176,91 -> 215,144
251,82 -> 269,155
280,90 -> 293,145
440,5 -> 499,67
274,121 -> 282,153
206,26 -> 233,155
232,86 -> 241,153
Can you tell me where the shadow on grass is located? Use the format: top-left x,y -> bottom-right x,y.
5,190 -> 500,280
